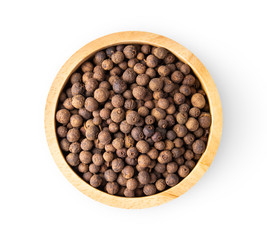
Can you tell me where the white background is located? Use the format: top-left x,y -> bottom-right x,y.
1,0 -> 266,239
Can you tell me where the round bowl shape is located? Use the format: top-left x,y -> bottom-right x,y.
45,31 -> 223,209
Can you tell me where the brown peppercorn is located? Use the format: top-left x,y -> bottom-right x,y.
112,137 -> 124,150
94,87 -> 110,103
126,178 -> 138,191
90,174 -> 102,188
123,45 -> 137,59
183,75 -> 195,86
122,166 -> 134,179
56,109 -> 70,124
138,171 -> 150,184
158,150 -> 172,164
151,131 -> 163,142
153,47 -> 168,59
158,119 -> 168,129
84,97 -> 98,112
110,159 -> 124,173
179,85 -> 192,96
165,173 -> 179,187
133,63 -> 146,74
131,127 -> 144,141
138,154 -> 151,168
117,173 -> 127,186
176,112 -> 188,125
124,188 -> 135,197
189,107 -> 201,118
184,133 -> 195,145
185,160 -> 196,170
154,141 -> 165,151
70,72 -> 82,84
174,92 -> 186,105
69,114 -> 83,128
155,179 -> 166,191
178,165 -> 190,178
111,95 -> 124,108
192,139 -> 206,154
81,61 -> 93,73
167,162 -> 178,174
132,86 -> 146,100
185,117 -> 199,131
158,98 -> 170,110
143,184 -> 157,196
180,64 -> 190,75
145,115 -> 155,125
104,169 -> 117,182
66,153 -> 79,166
98,130 -> 112,145
79,150 -> 92,164
126,110 -> 140,125
143,125 -> 155,138
198,112 -> 211,128
111,51 -> 125,64
102,59 -> 113,71
71,82 -> 84,96
110,108 -> 125,123
83,172 -> 93,182
171,71 -> 184,83
60,139 -> 70,152
78,163 -> 89,173
112,79 -> 127,94
127,147 -> 138,159
85,125 -> 99,140
191,93 -> 206,109
149,78 -> 164,91
158,65 -> 171,77
67,128 -> 80,142
151,108 -> 166,121
174,124 -> 188,138
57,126 -> 67,138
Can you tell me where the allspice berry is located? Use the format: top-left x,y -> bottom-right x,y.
165,174 -> 179,187
104,169 -> 117,182
56,109 -> 70,124
155,179 -> 166,191
102,59 -> 113,70
126,110 -> 140,125
149,78 -> 163,91
85,125 -> 99,141
84,97 -> 98,112
191,93 -> 206,109
146,55 -> 159,68
123,45 -> 137,59
192,139 -> 206,154
106,182 -> 119,195
126,178 -> 138,191
180,64 -> 190,75
67,128 -> 80,142
112,158 -> 125,173
98,130 -> 112,145
138,154 -> 151,168
70,114 -> 83,128
198,112 -> 211,128
72,95 -> 85,109
111,51 -> 124,64
121,166 -> 134,179
158,150 -> 172,164
111,108 -> 125,123
66,153 -> 79,166
79,150 -> 92,164
185,117 -> 199,131
138,171 -> 150,184
132,86 -> 146,100
94,88 -> 110,103
90,174 -> 102,188
178,165 -> 190,178
153,47 -> 168,59
143,184 -> 157,196
151,108 -> 166,121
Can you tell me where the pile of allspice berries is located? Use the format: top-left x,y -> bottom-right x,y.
56,44 -> 211,197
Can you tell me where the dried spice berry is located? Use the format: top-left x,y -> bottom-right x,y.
56,43 -> 211,197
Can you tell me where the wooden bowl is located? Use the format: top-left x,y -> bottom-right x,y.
45,31 -> 223,209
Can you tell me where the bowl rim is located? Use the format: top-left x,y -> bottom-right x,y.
45,31 -> 223,209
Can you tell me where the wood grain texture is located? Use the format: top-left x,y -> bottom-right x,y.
45,31 -> 223,209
